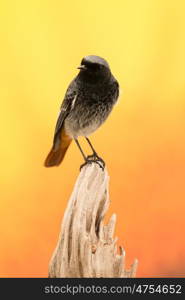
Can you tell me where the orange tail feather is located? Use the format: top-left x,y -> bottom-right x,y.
44,129 -> 72,167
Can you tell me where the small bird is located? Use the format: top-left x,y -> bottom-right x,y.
44,55 -> 119,169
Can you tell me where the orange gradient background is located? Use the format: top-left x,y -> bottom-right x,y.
0,0 -> 185,277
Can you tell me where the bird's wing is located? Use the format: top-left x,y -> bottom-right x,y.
53,88 -> 77,144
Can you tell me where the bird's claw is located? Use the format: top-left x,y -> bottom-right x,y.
86,154 -> 105,168
80,158 -> 105,171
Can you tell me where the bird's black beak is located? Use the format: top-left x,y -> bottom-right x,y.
77,65 -> 87,70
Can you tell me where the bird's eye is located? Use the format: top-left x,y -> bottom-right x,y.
91,63 -> 101,71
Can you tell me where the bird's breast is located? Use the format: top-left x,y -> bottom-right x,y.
64,81 -> 119,138
64,99 -> 112,138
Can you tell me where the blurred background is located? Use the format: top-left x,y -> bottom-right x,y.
0,0 -> 185,277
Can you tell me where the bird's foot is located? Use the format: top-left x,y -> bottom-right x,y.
86,154 -> 105,168
80,157 -> 105,171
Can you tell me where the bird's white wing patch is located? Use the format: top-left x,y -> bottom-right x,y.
59,94 -> 77,113
71,94 -> 77,110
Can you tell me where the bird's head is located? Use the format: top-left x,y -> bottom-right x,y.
77,55 -> 111,84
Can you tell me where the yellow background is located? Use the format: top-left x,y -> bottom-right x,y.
0,0 -> 185,277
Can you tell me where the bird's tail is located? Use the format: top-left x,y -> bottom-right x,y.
44,129 -> 72,167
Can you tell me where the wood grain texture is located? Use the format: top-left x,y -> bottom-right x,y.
49,163 -> 138,278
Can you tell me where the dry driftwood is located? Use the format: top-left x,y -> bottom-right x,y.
49,163 -> 138,278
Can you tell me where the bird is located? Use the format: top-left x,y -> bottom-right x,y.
44,55 -> 119,169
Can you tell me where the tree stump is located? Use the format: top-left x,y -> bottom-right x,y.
49,163 -> 138,278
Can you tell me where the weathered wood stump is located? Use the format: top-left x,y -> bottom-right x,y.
49,163 -> 138,277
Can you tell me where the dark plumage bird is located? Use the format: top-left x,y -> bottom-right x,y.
44,55 -> 119,168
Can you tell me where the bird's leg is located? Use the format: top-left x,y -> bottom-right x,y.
74,139 -> 104,170
74,139 -> 87,162
85,137 -> 105,168
85,137 -> 98,157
